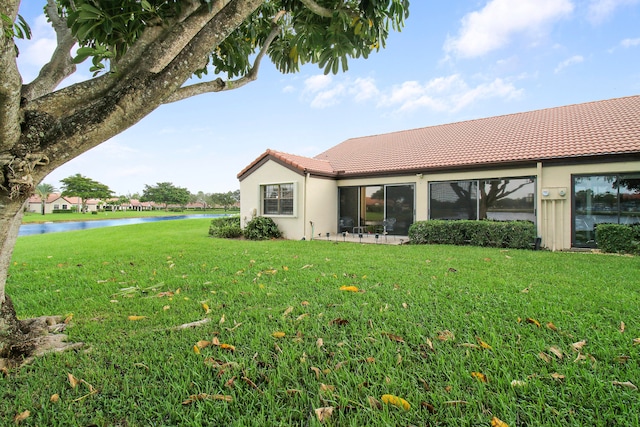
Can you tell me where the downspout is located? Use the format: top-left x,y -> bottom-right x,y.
536,162 -> 543,246
304,171 -> 310,240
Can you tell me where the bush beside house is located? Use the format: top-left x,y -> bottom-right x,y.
409,220 -> 537,249
595,224 -> 640,254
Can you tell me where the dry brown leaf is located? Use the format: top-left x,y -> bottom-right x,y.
13,410 -> 30,424
286,389 -> 302,395
549,346 -> 564,359
68,373 -> 80,388
225,376 -> 236,388
283,306 -> 294,317
460,343 -> 480,349
319,383 -> 335,393
334,361 -> 348,370
127,315 -> 146,321
339,285 -> 359,292
301,301 -> 310,306
211,336 -> 221,346
425,338 -> 434,352
619,321 -> 625,333
242,376 -> 263,394
550,372 -> 565,380
315,406 -> 334,422
510,380 -> 526,387
64,314 -> 73,324
192,345 -> 201,354
316,338 -> 324,348
546,322 -> 558,331
421,401 -> 437,413
220,343 -> 235,352
538,352 -> 552,363
491,416 -> 509,427
219,314 -> 225,324
196,340 -> 211,349
614,355 -> 630,364
383,333 -> 405,343
50,394 -> 60,403
571,340 -> 587,351
438,330 -> 455,341
633,338 -> 640,345
295,313 -> 309,321
272,331 -> 285,338
396,354 -> 402,365
310,366 -> 321,379
612,381 -> 638,391
201,303 -> 210,314
526,318 -> 541,327
368,396 -> 382,409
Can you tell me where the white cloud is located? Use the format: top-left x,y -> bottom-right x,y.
378,74 -> 523,113
303,75 -> 333,93
621,37 -> 640,47
444,0 -> 574,58
348,77 -> 380,102
554,55 -> 584,73
301,75 -> 381,108
587,0 -> 640,24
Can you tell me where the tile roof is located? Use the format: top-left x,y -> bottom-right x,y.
239,95 -> 640,179
238,148 -> 335,178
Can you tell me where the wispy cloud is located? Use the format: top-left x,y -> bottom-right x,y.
621,37 -> 640,47
444,0 -> 574,59
587,0 -> 640,24
378,74 -> 524,113
554,55 -> 584,73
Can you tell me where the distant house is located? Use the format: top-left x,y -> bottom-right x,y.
26,193 -> 76,214
238,95 -> 640,251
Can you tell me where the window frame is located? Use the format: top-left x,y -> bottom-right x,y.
260,182 -> 296,217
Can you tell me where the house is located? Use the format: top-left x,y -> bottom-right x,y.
238,95 -> 640,251
26,193 -> 77,214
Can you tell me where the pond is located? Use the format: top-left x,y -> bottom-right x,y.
19,214 -> 228,237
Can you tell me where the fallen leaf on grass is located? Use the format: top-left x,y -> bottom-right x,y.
460,343 -> 480,350
127,315 -> 146,321
316,338 -> 324,348
491,416 -> 509,427
283,306 -> 294,317
296,313 -> 309,321
549,346 -> 564,359
196,340 -> 211,349
550,373 -> 565,381
329,318 -> 349,326
471,372 -> 488,382
383,333 -> 405,343
319,383 -> 335,393
546,322 -> 558,331
68,373 -> 80,388
339,286 -> 359,292
612,381 -> 638,391
476,337 -> 493,350
526,318 -> 541,327
571,340 -> 587,352
510,380 -> 526,387
614,355 -> 630,364
368,396 -> 382,409
272,331 -> 285,338
381,394 -> 410,410
421,402 -> 436,413
314,406 -> 334,422
310,366 -> 321,379
286,389 -> 302,395
619,322 -> 625,333
201,303 -> 210,314
13,410 -> 30,424
538,352 -> 552,363
633,338 -> 640,345
193,345 -> 201,355
220,343 -> 235,352
242,376 -> 263,393
50,394 -> 60,403
182,393 -> 232,405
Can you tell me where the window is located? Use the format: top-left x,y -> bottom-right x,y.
262,183 -> 294,215
429,177 -> 535,222
573,174 -> 640,247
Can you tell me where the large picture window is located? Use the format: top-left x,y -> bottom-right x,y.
262,183 -> 294,215
429,177 -> 535,222
573,174 -> 640,247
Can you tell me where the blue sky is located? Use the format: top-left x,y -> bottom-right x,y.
16,0 -> 640,196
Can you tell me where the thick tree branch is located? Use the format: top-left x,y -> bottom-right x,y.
164,11 -> 285,103
298,0 -> 333,18
0,1 -> 22,153
21,0 -> 77,102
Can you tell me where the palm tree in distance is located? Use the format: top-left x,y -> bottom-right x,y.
35,183 -> 57,215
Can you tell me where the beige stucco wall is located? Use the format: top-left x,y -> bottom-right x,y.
241,158 -> 640,250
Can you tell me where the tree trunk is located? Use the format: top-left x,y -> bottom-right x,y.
0,196 -> 27,360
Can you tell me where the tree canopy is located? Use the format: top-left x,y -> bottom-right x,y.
0,0 -> 409,364
60,173 -> 114,212
141,182 -> 190,208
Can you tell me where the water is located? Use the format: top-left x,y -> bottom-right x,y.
19,214 -> 228,236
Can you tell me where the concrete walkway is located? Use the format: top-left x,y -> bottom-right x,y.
310,232 -> 409,245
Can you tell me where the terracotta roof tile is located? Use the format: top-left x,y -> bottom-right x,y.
239,96 -> 640,179
315,95 -> 640,175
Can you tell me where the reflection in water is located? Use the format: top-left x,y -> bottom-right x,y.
19,214 -> 228,237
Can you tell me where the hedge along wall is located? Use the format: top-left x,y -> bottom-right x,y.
595,224 -> 640,254
408,220 -> 537,249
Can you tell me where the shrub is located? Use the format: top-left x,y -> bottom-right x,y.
244,216 -> 282,240
409,220 -> 537,249
595,223 -> 639,254
209,216 -> 242,238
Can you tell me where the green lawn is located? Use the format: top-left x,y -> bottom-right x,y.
3,219 -> 639,426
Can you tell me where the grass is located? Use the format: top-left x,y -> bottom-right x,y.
21,209 -> 236,223
2,219 -> 640,426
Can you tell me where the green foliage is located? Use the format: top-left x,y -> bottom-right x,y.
141,182 -> 190,208
209,216 -> 242,238
409,220 -> 537,249
596,223 -> 640,254
60,174 -> 113,212
56,0 -> 409,76
243,216 -> 281,240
